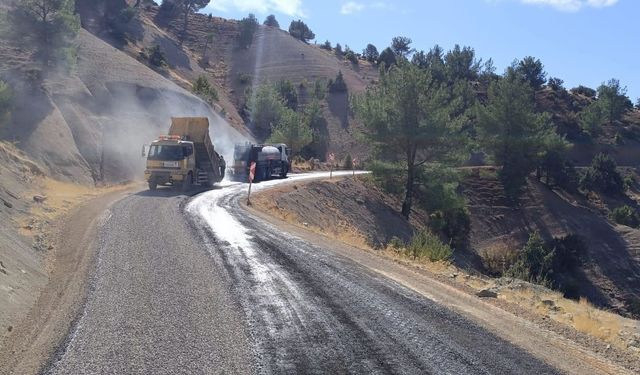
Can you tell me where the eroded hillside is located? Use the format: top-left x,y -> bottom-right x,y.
0,29 -> 245,185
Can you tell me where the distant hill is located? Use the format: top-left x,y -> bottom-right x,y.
78,2 -> 378,161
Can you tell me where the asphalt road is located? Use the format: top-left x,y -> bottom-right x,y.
46,173 -> 561,374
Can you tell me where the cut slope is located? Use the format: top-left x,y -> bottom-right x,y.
1,29 -> 247,184
252,177 -> 422,249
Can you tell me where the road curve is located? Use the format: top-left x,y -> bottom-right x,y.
46,172 -> 561,374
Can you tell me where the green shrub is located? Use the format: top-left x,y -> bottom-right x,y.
237,73 -> 252,85
288,19 -> 314,42
406,229 -> 452,262
580,153 -> 624,195
334,43 -> 343,58
548,77 -> 564,91
550,234 -> 585,271
343,154 -> 353,169
597,79 -> 632,123
578,102 -> 605,137
313,78 -> 326,100
388,236 -> 404,251
0,80 -> 14,126
541,150 -> 579,192
192,75 -> 218,103
610,205 -> 640,228
368,160 -> 405,197
263,14 -> 279,28
501,232 -> 586,298
506,231 -> 554,286
624,175 -> 636,191
274,79 -> 298,110
328,70 -> 347,93
415,166 -> 469,248
140,45 -> 168,68
344,46 -> 358,65
570,85 -> 596,98
320,40 -> 332,50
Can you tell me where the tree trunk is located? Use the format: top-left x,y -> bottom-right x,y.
401,161 -> 415,219
181,4 -> 189,45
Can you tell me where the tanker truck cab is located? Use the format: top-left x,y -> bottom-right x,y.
272,143 -> 291,177
144,135 -> 195,191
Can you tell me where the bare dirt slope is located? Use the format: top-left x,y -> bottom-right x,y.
252,176 -> 425,248
0,143 -> 47,341
463,170 -> 640,316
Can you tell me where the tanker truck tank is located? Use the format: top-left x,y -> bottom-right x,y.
258,146 -> 281,161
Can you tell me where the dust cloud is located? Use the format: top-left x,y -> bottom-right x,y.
96,82 -> 248,183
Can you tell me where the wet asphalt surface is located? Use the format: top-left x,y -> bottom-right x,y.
45,174 -> 561,374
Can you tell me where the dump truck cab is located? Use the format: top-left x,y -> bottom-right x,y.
144,136 -> 196,190
144,117 -> 225,191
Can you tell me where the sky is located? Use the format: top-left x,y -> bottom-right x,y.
202,0 -> 639,101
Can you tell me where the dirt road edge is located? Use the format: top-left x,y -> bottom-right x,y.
0,187 -> 140,375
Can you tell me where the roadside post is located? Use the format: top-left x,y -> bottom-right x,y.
352,157 -> 357,177
247,161 -> 256,205
328,153 -> 335,179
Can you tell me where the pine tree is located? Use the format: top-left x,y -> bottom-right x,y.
354,60 -> 466,218
288,20 -> 314,42
8,0 -> 80,67
263,14 -> 279,28
477,67 -> 560,200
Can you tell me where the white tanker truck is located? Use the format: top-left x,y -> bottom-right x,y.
230,143 -> 291,181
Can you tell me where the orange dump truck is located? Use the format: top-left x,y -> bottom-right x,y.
143,117 -> 226,191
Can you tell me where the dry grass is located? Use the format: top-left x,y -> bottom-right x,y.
291,159 -> 314,172
479,242 -> 518,275
18,178 -> 135,243
0,141 -> 44,176
28,178 -> 131,221
498,285 -> 639,351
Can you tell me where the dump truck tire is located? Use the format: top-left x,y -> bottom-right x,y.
148,179 -> 157,191
182,173 -> 192,192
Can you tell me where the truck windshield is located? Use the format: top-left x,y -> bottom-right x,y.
147,145 -> 184,161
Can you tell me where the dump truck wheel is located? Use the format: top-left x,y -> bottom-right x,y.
182,173 -> 192,192
148,179 -> 157,191
280,165 -> 288,178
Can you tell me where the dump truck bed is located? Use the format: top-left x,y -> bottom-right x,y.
168,117 -> 225,183
169,117 -> 210,143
